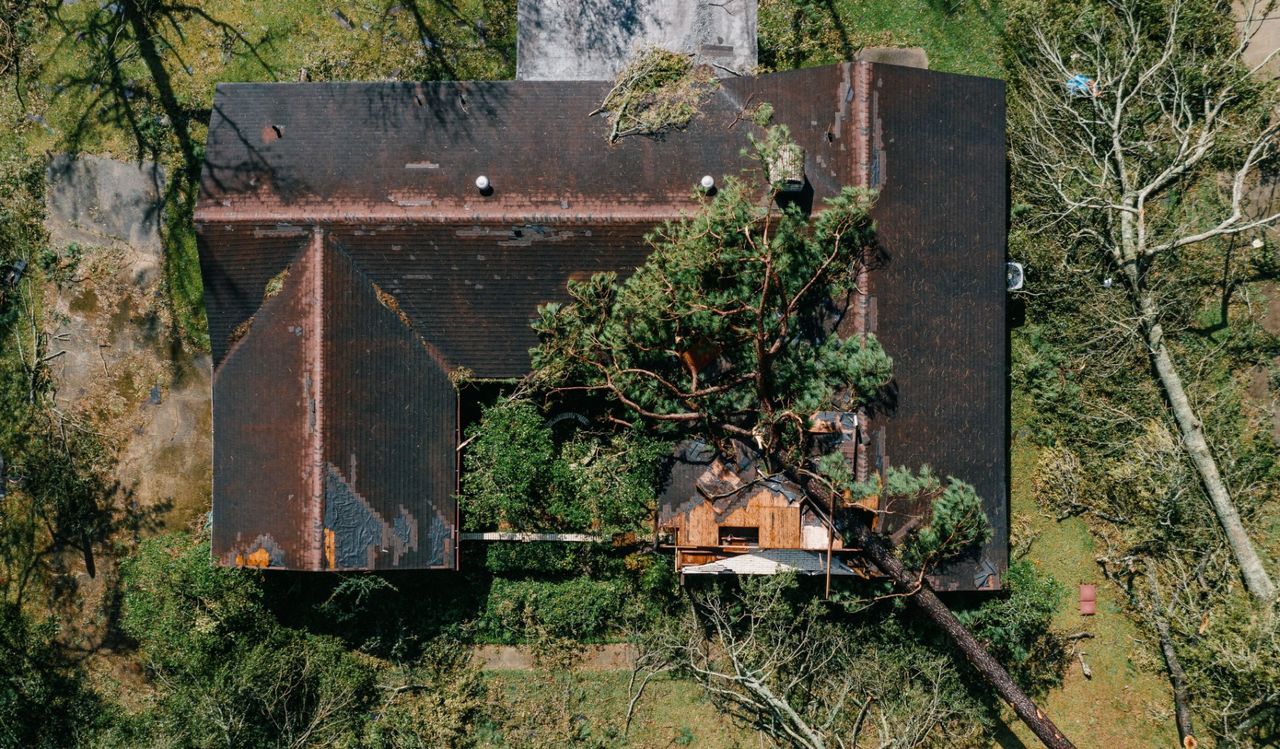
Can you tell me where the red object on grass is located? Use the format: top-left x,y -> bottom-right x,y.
1079,584 -> 1097,616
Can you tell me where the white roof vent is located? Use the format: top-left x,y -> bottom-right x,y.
700,175 -> 715,191
475,175 -> 491,192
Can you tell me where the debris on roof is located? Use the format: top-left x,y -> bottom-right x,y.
196,62 -> 1009,586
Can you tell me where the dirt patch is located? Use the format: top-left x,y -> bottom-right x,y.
44,153 -> 211,534
475,643 -> 637,671
115,356 -> 212,532
40,154 -> 213,669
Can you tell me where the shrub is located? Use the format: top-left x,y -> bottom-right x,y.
119,532 -> 377,747
120,531 -> 269,673
480,577 -> 626,642
367,639 -> 488,749
0,603 -> 100,749
460,399 -> 669,536
956,559 -> 1067,692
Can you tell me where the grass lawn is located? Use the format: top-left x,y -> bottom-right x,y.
481,670 -> 757,748
759,0 -> 1006,78
1000,398 -> 1179,748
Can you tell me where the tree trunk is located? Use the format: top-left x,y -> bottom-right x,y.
1144,561 -> 1197,749
121,0 -> 200,181
841,516 -> 1077,749
1133,287 -> 1277,602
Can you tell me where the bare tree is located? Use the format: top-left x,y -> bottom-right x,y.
655,575 -> 975,749
1011,0 -> 1280,601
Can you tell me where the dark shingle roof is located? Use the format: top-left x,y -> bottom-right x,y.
196,63 -> 1009,586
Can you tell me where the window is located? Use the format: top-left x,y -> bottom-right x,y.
718,526 -> 759,547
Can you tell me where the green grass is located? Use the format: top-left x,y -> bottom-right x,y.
1003,405 -> 1178,748
163,186 -> 209,350
481,670 -> 756,748
759,0 -> 1006,78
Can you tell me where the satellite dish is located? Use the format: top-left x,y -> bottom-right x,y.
1006,262 -> 1025,291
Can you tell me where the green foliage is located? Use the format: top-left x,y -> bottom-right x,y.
484,543 -> 596,576
1005,0 -> 1280,740
900,477 -> 992,568
121,532 -> 269,673
885,464 -> 939,497
596,48 -> 717,143
480,577 -> 627,642
670,575 -> 990,747
815,450 -> 854,494
367,639 -> 488,749
531,142 -> 885,466
162,182 -> 209,349
0,145 -> 44,375
119,532 -> 378,747
1175,585 -> 1280,743
460,398 -> 670,536
0,603 -> 100,748
838,465 -> 991,570
461,399 -> 556,531
956,559 -> 1067,692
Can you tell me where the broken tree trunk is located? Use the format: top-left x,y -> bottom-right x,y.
841,515 -> 1076,749
1129,273 -> 1276,602
1145,561 -> 1197,749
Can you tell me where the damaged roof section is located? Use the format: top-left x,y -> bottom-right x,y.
197,62 -> 1009,586
212,228 -> 455,570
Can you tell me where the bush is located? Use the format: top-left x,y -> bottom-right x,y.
460,399 -> 669,536
480,577 -> 626,642
484,543 -> 595,576
0,603 -> 100,749
119,532 -> 378,747
956,559 -> 1067,692
460,399 -> 558,531
120,531 -> 270,674
367,639 -> 488,749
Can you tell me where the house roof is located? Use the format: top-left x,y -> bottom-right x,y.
197,66 -> 856,224
195,62 -> 1008,584
681,549 -> 860,576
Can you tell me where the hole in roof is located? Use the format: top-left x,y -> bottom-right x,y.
261,124 -> 285,144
